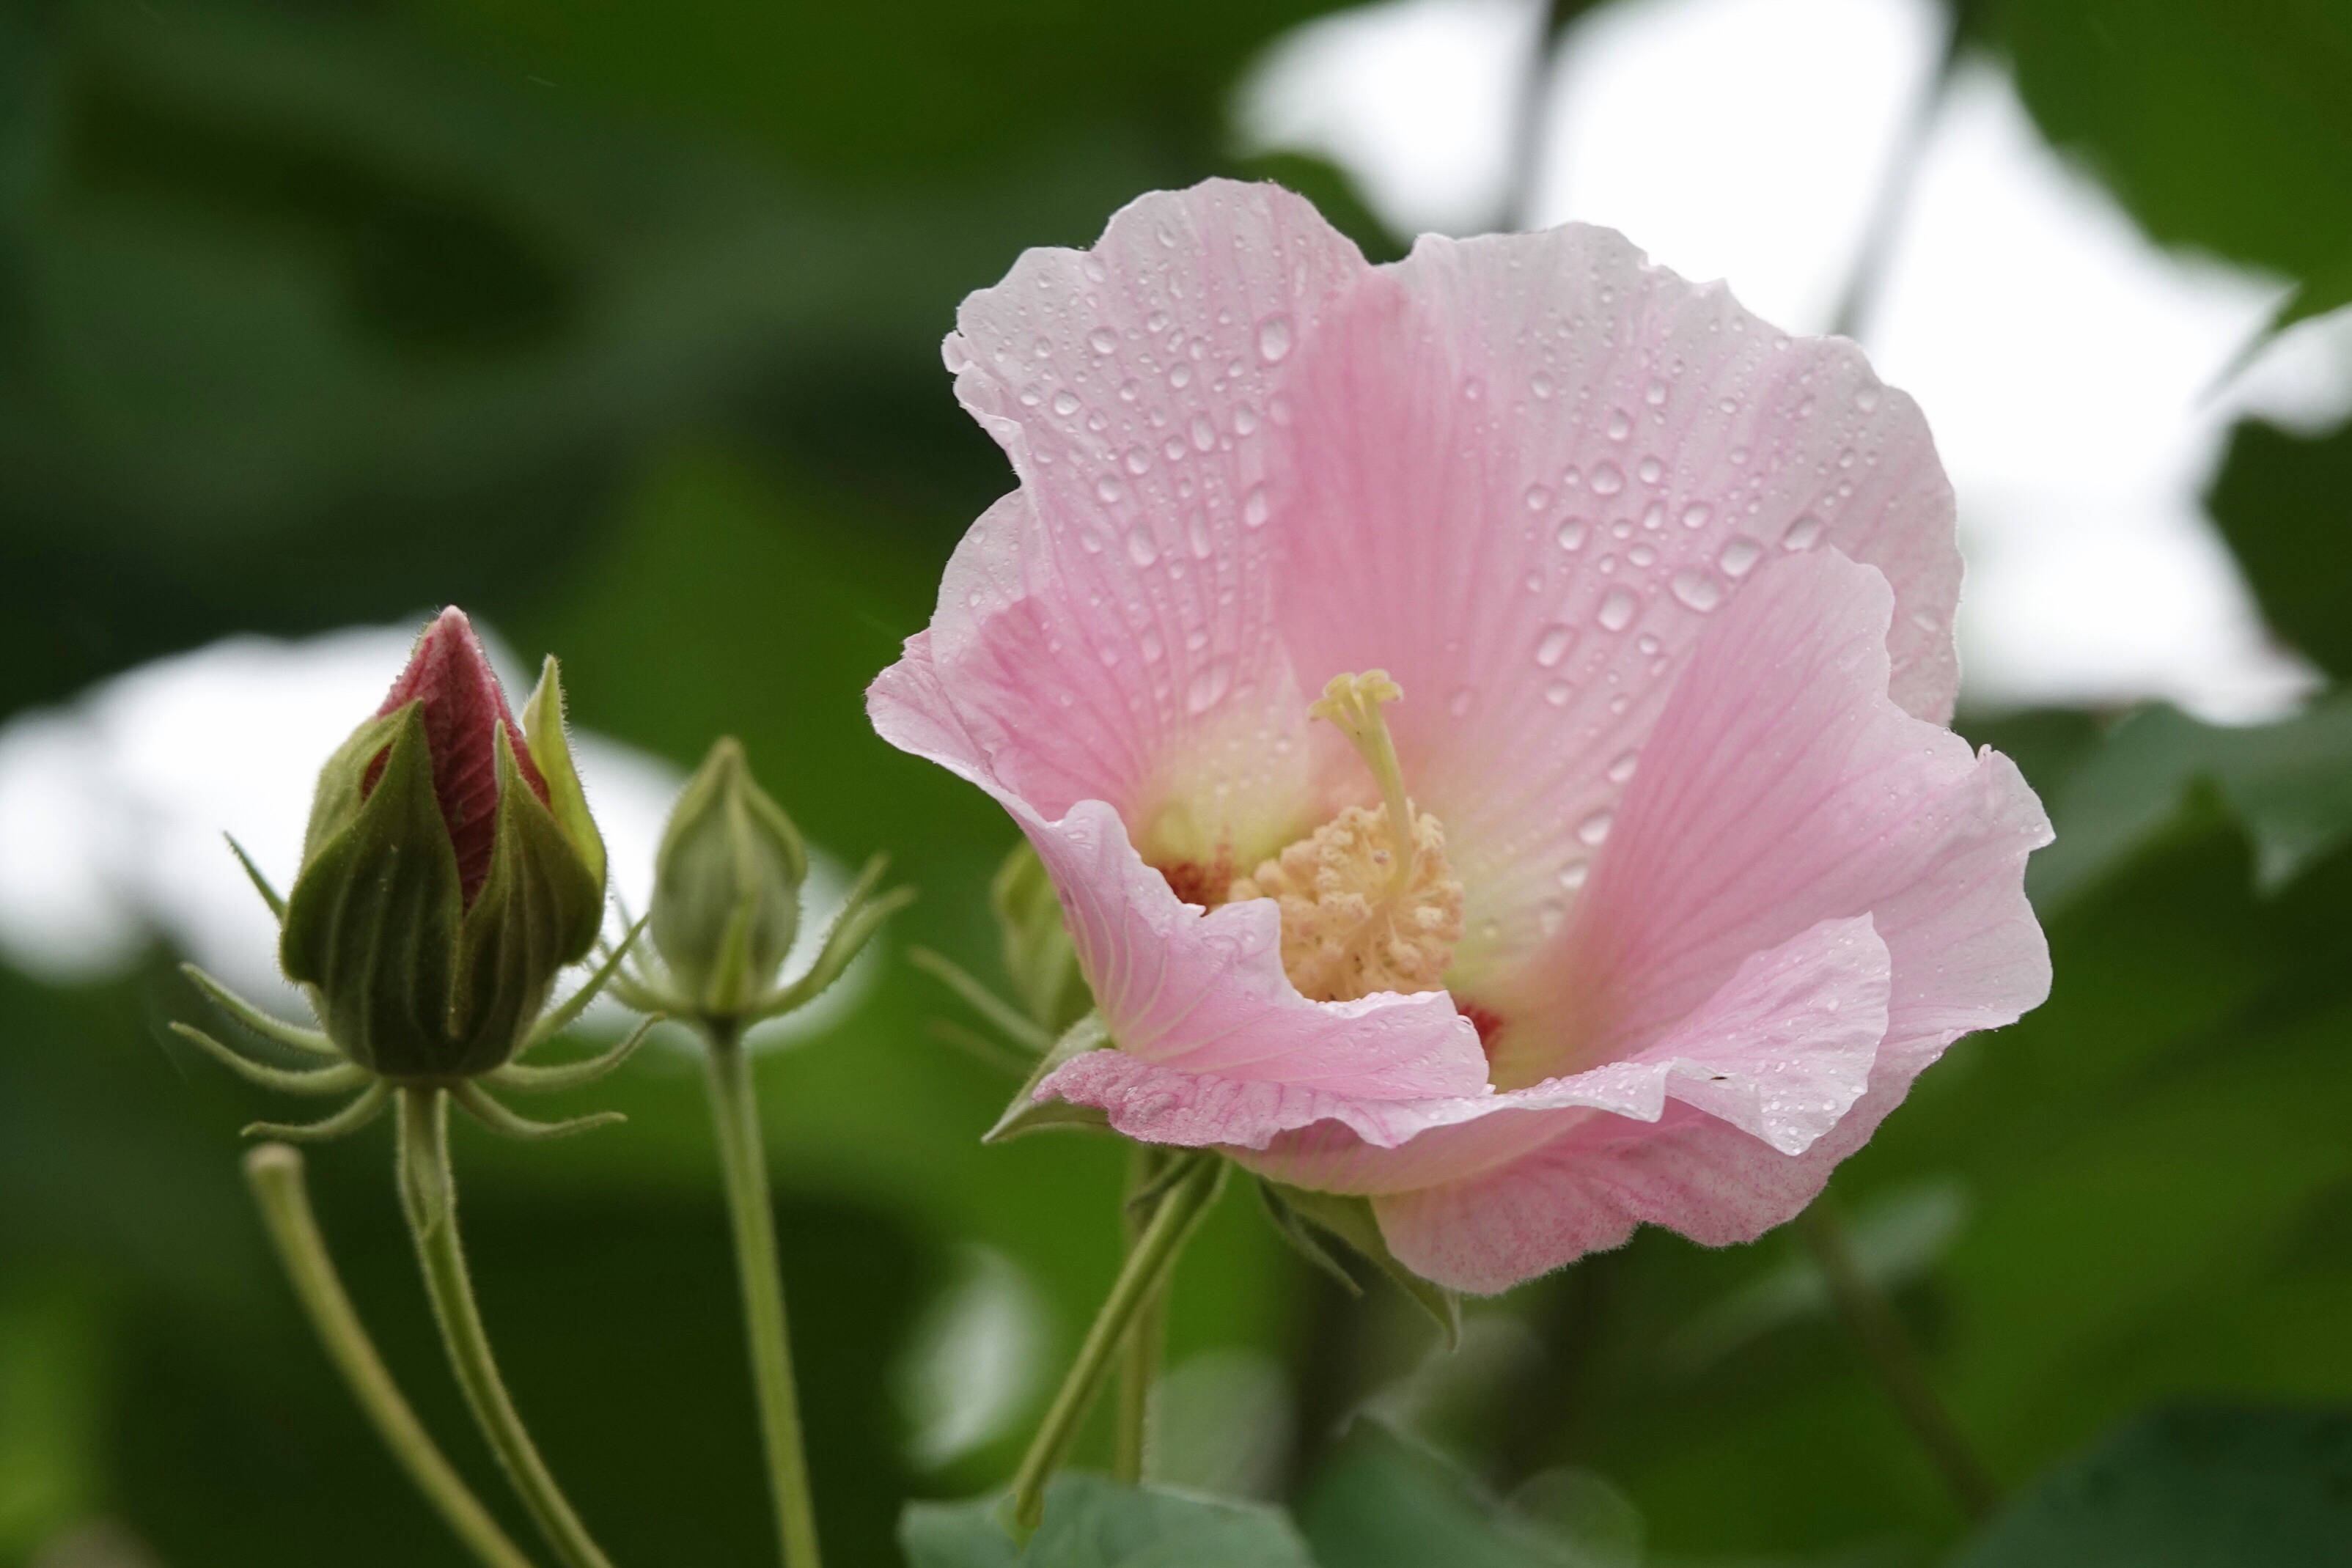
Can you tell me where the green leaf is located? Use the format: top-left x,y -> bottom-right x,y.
1951,1405 -> 2352,1567
901,1473 -> 1316,1568
1298,1421 -> 1620,1568
2207,416 -> 2352,682
1258,1182 -> 1460,1350
2026,696 -> 2352,910
1994,1 -> 2352,284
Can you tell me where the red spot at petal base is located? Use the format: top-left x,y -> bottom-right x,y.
1458,1001 -> 1507,1059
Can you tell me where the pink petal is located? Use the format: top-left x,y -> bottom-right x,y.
1359,549 -> 2049,1292
1221,913 -> 1888,1180
869,630 -> 1491,1114
1271,227 -> 1958,984
927,181 -> 1370,871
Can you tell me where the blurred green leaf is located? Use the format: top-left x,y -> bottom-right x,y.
900,1473 -> 1316,1568
0,1272 -> 109,1558
1950,1405 -> 2352,1567
2025,696 -> 2352,909
1298,1421 -> 1632,1568
2208,416 -> 2352,682
1993,1 -> 2352,285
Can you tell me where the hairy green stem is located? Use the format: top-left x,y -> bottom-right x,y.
397,1088 -> 618,1568
701,1023 -> 825,1568
243,1144 -> 542,1568
1111,1147 -> 1174,1485
1011,1153 -> 1227,1531
1796,1199 -> 1999,1522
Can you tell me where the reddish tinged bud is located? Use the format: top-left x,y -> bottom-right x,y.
369,608 -> 549,904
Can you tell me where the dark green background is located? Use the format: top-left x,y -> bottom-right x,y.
4,0 -> 2350,1564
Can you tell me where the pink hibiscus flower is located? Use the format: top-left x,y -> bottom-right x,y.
870,180 -> 2051,1294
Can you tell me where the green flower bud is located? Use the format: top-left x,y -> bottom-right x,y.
279,610 -> 605,1079
991,839 -> 1093,1035
651,737 -> 809,1018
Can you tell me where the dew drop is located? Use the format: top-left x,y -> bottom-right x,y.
1681,501 -> 1713,529
1537,899 -> 1567,937
1186,627 -> 1209,652
1186,660 -> 1233,714
1187,511 -> 1213,558
1598,589 -> 1636,631
1607,750 -> 1639,783
1557,860 -> 1589,890
1088,327 -> 1118,355
1854,382 -> 1881,411
1169,364 -> 1192,389
1190,413 -> 1216,452
1018,385 -> 1042,407
1242,486 -> 1271,528
1139,630 -> 1164,663
1644,378 -> 1668,407
1606,408 -> 1632,441
1531,371 -> 1555,400
1232,405 -> 1260,436
1126,527 -> 1159,567
1256,314 -> 1293,364
1590,463 -> 1625,496
1096,474 -> 1124,504
1783,514 -> 1823,551
1577,809 -> 1614,846
1051,389 -> 1080,416
1637,457 -> 1663,485
1447,686 -> 1476,718
1543,681 -> 1572,706
1628,545 -> 1656,567
1145,310 -> 1170,333
1640,501 -> 1665,531
1556,518 -> 1588,551
1670,570 -> 1722,611
1535,625 -> 1577,666
1719,536 -> 1763,577
1524,483 -> 1554,512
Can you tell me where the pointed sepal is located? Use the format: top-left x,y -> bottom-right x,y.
1257,1179 -> 1460,1350
984,1011 -> 1114,1143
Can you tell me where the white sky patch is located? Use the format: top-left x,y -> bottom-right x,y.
0,622 -> 874,1043
1235,0 -> 1543,238
1238,0 -> 2342,721
1531,0 -> 1943,332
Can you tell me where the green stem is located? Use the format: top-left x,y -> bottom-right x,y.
243,1144 -> 543,1568
1796,1199 -> 1999,1522
1111,1148 -> 1173,1486
701,1023 -> 825,1568
397,1088 -> 618,1568
1011,1152 -> 1227,1531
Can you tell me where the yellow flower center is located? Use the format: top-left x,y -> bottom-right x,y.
1228,672 -> 1464,1004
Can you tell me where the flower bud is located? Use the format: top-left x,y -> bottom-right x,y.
279,609 -> 606,1079
651,737 -> 809,1018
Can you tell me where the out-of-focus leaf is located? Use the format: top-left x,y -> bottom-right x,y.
2207,416 -> 2352,681
900,1473 -> 1316,1568
0,1271 -> 109,1558
2026,696 -> 2352,910
1298,1420 -> 1638,1568
1950,1405 -> 2352,1567
1993,1 -> 2352,285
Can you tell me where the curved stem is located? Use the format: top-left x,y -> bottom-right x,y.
243,1144 -> 543,1568
397,1088 -> 618,1568
701,1023 -> 825,1568
1796,1199 -> 1999,1522
1111,1147 -> 1174,1485
1011,1153 -> 1227,1531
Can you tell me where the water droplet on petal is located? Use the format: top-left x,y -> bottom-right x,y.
1855,382 -> 1881,411
1557,860 -> 1588,889
1186,660 -> 1232,714
1670,570 -> 1722,611
1242,486 -> 1271,528
1607,750 -> 1639,783
1577,809 -> 1614,845
1088,328 -> 1118,355
1124,446 -> 1152,476
1127,527 -> 1159,567
1190,413 -> 1216,452
1169,364 -> 1192,389
1637,457 -> 1663,485
1187,511 -> 1213,558
1590,463 -> 1625,496
1598,589 -> 1636,631
1645,378 -> 1668,406
1543,681 -> 1572,706
1096,474 -> 1124,504
1537,899 -> 1567,937
1606,408 -> 1631,441
1784,514 -> 1823,551
1535,624 -> 1577,666
1524,483 -> 1554,512
1051,389 -> 1080,416
1233,405 -> 1260,436
1139,630 -> 1164,663
1256,314 -> 1293,364
1556,518 -> 1588,551
1448,686 -> 1475,718
1531,371 -> 1554,400
1145,310 -> 1170,333
1681,501 -> 1713,529
1719,536 -> 1763,577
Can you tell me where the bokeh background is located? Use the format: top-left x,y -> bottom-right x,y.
4,0 -> 2351,1564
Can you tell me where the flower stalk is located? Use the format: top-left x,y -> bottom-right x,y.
701,1019 -> 824,1568
397,1088 -> 618,1568
1009,1152 -> 1227,1531
1111,1146 -> 1175,1485
243,1143 -> 542,1568
1796,1196 -> 1999,1522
